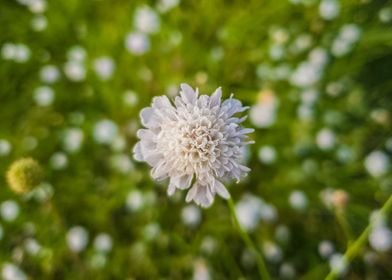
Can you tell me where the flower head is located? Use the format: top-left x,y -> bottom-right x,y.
6,158 -> 43,194
133,84 -> 254,207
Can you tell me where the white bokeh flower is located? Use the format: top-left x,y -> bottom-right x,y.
133,84 -> 254,207
364,150 -> 389,178
0,139 -> 12,156
134,6 -> 160,34
66,226 -> 89,253
1,263 -> 27,280
125,32 -> 150,55
181,205 -> 202,227
369,226 -> 392,252
33,86 -> 55,106
94,233 -> 113,253
329,253 -> 348,276
0,200 -> 20,222
289,190 -> 308,211
93,56 -> 115,80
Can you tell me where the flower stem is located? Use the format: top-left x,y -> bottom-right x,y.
325,195 -> 392,280
334,209 -> 354,245
227,197 -> 271,280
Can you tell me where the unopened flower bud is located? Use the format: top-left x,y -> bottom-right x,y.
6,158 -> 43,194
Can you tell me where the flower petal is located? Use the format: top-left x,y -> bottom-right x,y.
140,107 -> 159,128
213,179 -> 230,199
185,184 -> 198,203
180,83 -> 198,104
132,142 -> 144,161
210,87 -> 222,108
186,183 -> 214,208
167,183 -> 176,196
151,161 -> 168,180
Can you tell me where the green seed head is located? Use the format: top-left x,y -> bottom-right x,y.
6,158 -> 44,194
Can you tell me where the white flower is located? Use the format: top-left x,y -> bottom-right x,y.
0,200 -> 20,222
126,190 -> 144,211
0,139 -> 12,156
258,146 -> 277,164
289,190 -> 308,211
329,253 -> 348,276
66,226 -> 89,253
64,61 -> 86,82
134,6 -> 160,34
319,240 -> 334,258
50,152 -> 68,170
40,65 -> 60,84
93,56 -> 115,80
33,86 -> 55,106
235,194 -> 265,231
31,15 -> 47,31
93,119 -> 118,144
319,0 -> 340,20
125,32 -> 150,55
133,84 -> 254,207
62,128 -> 84,153
316,128 -> 336,150
369,226 -> 392,252
1,263 -> 27,280
364,150 -> 389,177
181,205 -> 202,227
24,238 -> 42,256
94,233 -> 113,253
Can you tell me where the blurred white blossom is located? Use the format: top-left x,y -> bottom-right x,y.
125,32 -> 150,55
181,205 -> 202,228
1,43 -> 31,63
319,240 -> 334,258
289,190 -> 308,211
364,150 -> 389,177
157,0 -> 180,13
0,200 -> 20,222
31,15 -> 47,31
235,194 -> 265,231
33,86 -> 55,106
40,65 -> 60,84
258,146 -> 277,164
50,152 -> 68,170
66,226 -> 89,253
93,119 -> 118,145
316,128 -> 336,151
250,90 -> 278,128
1,263 -> 27,280
369,226 -> 392,252
64,61 -> 86,82
93,56 -> 115,80
329,253 -> 348,276
193,259 -> 210,280
0,139 -> 12,156
331,24 -> 361,57
62,128 -> 84,153
263,241 -> 283,263
319,0 -> 340,20
126,190 -> 144,212
280,262 -> 296,279
134,6 -> 160,34
123,90 -> 139,106
94,233 -> 113,253
24,238 -> 42,256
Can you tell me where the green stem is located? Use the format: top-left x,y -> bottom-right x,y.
227,197 -> 271,280
334,209 -> 354,245
325,195 -> 392,280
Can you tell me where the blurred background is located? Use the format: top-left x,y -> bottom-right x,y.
1,0 -> 392,279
